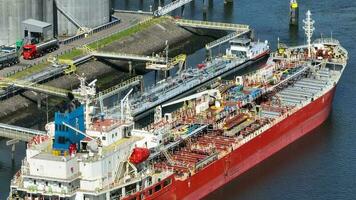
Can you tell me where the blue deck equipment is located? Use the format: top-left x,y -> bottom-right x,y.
53,106 -> 85,151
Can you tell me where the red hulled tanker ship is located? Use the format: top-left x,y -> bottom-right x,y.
134,87 -> 337,200
9,11 -> 348,200
123,46 -> 345,200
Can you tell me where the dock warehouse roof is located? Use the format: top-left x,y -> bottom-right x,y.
22,19 -> 52,33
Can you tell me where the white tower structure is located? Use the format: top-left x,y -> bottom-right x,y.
303,10 -> 315,58
75,76 -> 97,129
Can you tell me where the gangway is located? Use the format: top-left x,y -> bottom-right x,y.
205,30 -> 250,50
92,52 -> 167,63
154,0 -> 193,17
0,123 -> 45,142
175,19 -> 250,32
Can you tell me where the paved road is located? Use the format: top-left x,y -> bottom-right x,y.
0,12 -> 152,77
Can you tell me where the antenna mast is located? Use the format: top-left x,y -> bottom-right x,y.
303,10 -> 315,58
76,76 -> 96,129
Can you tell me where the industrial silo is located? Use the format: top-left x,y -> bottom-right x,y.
0,0 -> 46,46
56,0 -> 111,36
43,0 -> 54,25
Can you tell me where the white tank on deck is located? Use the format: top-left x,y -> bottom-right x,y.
56,0 -> 111,36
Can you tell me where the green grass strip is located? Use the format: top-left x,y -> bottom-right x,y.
88,17 -> 168,49
58,49 -> 84,60
9,62 -> 49,79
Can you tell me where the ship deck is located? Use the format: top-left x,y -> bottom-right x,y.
150,45 -> 346,181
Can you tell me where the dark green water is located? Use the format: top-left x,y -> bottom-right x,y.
1,0 -> 356,199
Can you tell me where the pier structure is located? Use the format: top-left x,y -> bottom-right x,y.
92,52 -> 166,63
0,122 -> 46,161
92,51 -> 166,75
0,75 -> 143,109
175,19 -> 250,58
90,41 -> 186,77
175,19 -> 248,31
154,0 -> 193,17
153,0 -> 234,17
0,123 -> 45,142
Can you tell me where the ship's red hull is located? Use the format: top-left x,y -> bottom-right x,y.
127,86 -> 336,200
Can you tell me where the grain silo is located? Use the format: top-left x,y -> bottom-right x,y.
56,0 -> 111,36
0,0 -> 111,46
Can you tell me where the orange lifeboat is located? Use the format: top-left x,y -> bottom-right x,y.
129,147 -> 150,164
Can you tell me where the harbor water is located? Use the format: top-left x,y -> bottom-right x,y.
1,0 -> 356,199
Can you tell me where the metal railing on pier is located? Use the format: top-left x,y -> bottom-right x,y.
92,52 -> 167,63
154,0 -> 193,16
0,77 -> 82,99
175,19 -> 250,31
0,123 -> 45,141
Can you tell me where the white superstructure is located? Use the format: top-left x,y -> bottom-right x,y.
10,78 -> 169,200
226,38 -> 269,59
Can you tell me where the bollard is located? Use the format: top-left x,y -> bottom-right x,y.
289,0 -> 299,26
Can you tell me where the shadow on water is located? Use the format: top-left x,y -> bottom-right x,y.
223,2 -> 234,22
289,25 -> 300,46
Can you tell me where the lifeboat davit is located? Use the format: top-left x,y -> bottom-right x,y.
129,147 -> 150,164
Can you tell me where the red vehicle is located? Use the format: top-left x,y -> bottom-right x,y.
22,39 -> 59,60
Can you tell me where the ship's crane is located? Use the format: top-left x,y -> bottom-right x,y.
120,88 -> 134,122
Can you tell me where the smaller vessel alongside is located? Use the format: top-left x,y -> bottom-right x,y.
127,37 -> 270,118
